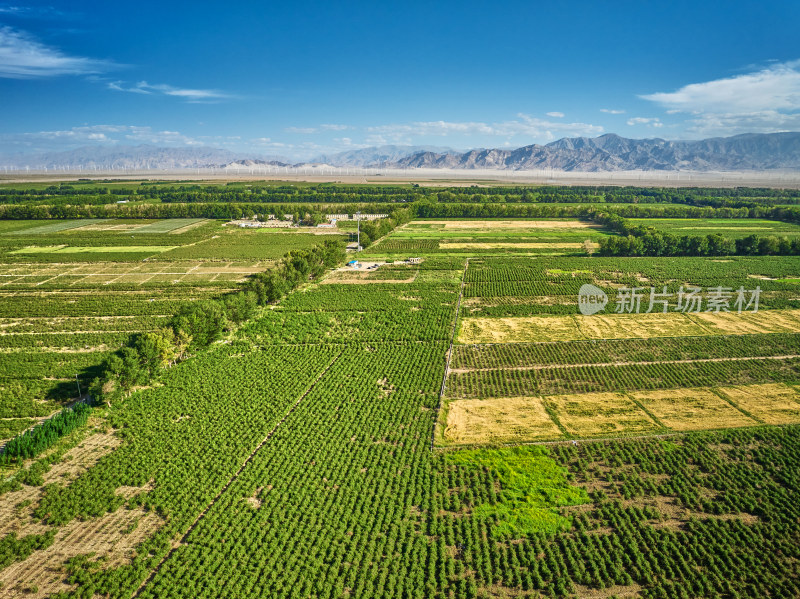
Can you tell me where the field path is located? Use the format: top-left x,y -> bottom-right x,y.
131,348 -> 345,598
431,258 -> 469,449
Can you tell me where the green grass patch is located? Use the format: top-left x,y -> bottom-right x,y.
447,446 -> 589,537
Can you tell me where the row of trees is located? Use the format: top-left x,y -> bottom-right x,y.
0,403 -> 91,463
590,210 -> 800,256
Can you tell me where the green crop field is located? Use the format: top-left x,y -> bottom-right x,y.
2,183 -> 800,598
627,218 -> 800,238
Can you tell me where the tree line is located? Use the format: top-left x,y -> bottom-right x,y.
591,211 -> 800,257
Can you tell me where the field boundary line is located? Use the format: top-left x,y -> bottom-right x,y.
131,348 -> 344,598
449,354 -> 800,374
430,257 -> 469,450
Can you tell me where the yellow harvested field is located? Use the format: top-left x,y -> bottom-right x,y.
690,309 -> 800,335
630,388 -> 758,431
459,316 -> 582,343
444,396 -> 563,445
440,383 -> 800,447
458,309 -> 800,344
718,383 -> 800,424
544,392 -> 659,437
413,220 -> 597,229
576,312 -> 711,340
440,242 -> 595,249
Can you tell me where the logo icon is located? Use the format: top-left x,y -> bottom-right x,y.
578,284 -> 608,316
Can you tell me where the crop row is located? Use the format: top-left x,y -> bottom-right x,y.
446,357 -> 800,399
451,333 -> 800,370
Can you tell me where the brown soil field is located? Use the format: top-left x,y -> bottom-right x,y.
0,505 -> 162,598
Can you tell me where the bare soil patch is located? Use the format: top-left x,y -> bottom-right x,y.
0,506 -> 163,598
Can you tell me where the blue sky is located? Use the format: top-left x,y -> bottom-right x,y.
1,0 -> 799,159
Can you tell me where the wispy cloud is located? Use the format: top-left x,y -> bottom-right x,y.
640,59 -> 800,136
107,80 -> 236,102
0,5 -> 67,18
366,114 -> 603,143
626,116 -> 663,128
600,108 -> 625,114
0,25 -> 115,78
546,111 -> 565,118
0,125 -> 203,153
284,126 -> 318,134
320,124 -> 350,131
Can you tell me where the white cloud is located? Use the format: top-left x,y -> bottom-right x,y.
641,60 -> 800,113
626,117 -> 663,128
0,125 -> 202,152
320,124 -> 350,131
685,110 -> 800,137
284,126 -> 318,134
108,80 -> 235,102
641,60 -> 800,136
546,111 -> 565,118
366,114 -> 603,143
600,108 -> 625,114
0,25 -> 115,78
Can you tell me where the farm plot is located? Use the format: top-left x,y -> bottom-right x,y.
460,255 -> 800,316
364,219 -> 610,258
441,383 -> 800,446
4,220 -> 111,235
0,261 -> 265,289
630,388 -> 758,431
458,309 -> 800,344
129,218 -> 208,233
0,249 -> 258,440
627,218 -> 800,239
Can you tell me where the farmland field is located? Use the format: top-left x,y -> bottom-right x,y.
2,183 -> 800,598
0,218 -> 345,452
363,219 -> 610,258
627,218 -> 800,238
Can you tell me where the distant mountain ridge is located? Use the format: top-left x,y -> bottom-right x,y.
308,145 -> 458,167
0,145 -> 289,170
2,133 -> 799,171
387,133 -> 800,172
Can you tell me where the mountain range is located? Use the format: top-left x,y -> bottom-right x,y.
1,133 -> 799,172
309,145 -> 457,167
386,133 -> 800,171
